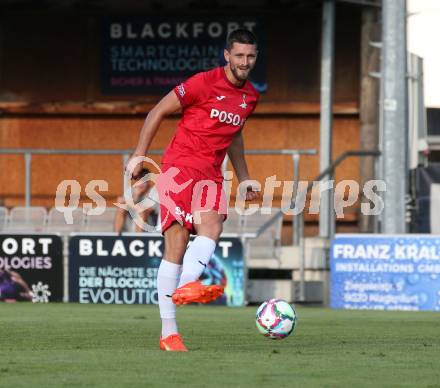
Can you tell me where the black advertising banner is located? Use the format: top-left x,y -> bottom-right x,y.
0,234 -> 63,303
101,17 -> 266,95
69,234 -> 244,306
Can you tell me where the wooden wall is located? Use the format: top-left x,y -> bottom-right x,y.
0,114 -> 359,206
0,5 -> 361,220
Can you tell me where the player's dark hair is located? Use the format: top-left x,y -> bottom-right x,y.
226,29 -> 257,51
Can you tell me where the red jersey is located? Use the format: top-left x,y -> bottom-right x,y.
163,67 -> 259,180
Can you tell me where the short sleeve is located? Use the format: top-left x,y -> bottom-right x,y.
173,72 -> 205,108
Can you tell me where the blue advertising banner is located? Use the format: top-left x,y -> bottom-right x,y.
101,17 -> 266,95
68,234 -> 244,306
331,234 -> 440,311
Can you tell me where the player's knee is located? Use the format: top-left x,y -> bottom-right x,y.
213,222 -> 223,239
164,223 -> 190,255
172,230 -> 189,249
197,222 -> 223,241
174,228 -> 189,248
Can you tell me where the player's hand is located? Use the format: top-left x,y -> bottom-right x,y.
245,185 -> 260,201
125,153 -> 144,180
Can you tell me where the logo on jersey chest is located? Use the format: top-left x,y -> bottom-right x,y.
240,94 -> 248,109
210,108 -> 243,126
215,93 -> 249,109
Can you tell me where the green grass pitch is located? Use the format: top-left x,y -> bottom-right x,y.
1,304 -> 440,387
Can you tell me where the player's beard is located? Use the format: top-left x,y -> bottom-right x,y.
230,64 -> 251,82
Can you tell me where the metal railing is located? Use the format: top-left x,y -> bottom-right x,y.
0,147 -> 317,305
0,147 -> 317,208
294,149 -> 381,301
0,147 -> 383,304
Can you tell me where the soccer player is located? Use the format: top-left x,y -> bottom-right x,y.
127,29 -> 260,352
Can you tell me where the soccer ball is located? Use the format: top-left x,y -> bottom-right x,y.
255,299 -> 297,339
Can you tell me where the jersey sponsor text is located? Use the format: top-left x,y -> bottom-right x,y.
210,108 -> 243,126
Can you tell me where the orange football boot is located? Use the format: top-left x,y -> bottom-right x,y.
159,334 -> 188,352
172,281 -> 224,305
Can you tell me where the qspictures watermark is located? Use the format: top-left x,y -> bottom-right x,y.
54,156 -> 386,232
